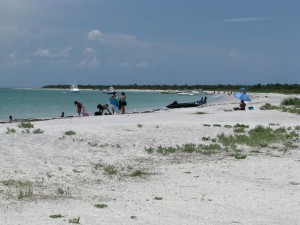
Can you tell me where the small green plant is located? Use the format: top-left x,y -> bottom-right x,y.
18,185 -> 34,200
94,163 -> 104,170
57,187 -> 65,195
69,217 -> 80,224
224,125 -> 232,128
145,147 -> 155,154
88,142 -> 98,147
104,165 -> 118,175
137,123 -> 143,128
18,122 -> 34,129
203,124 -> 211,127
202,137 -> 210,141
22,128 -> 31,134
281,97 -> 300,106
260,103 -> 280,110
235,153 -> 247,159
64,130 -> 76,135
32,128 -> 44,134
6,127 -> 16,134
50,214 -> 63,218
213,124 -> 221,127
154,196 -> 163,200
94,204 -> 108,208
130,169 -> 148,177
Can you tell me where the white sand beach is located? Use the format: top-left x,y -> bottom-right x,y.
0,93 -> 299,225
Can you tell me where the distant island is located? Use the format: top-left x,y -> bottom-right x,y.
42,84 -> 300,94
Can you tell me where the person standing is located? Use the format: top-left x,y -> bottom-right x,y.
109,92 -> 119,114
119,92 -> 127,114
74,101 -> 85,116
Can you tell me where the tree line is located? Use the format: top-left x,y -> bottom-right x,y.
42,83 -> 300,94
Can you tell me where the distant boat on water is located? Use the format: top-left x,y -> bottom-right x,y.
176,91 -> 195,96
104,86 -> 117,94
69,82 -> 80,92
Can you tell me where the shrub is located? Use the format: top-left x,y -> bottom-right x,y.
6,127 -> 16,134
281,98 -> 300,106
18,122 -> 34,128
64,130 -> 76,135
95,204 -> 108,208
33,128 -> 44,134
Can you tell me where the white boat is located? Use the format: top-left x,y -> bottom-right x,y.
105,86 -> 117,94
176,91 -> 195,96
70,84 -> 80,92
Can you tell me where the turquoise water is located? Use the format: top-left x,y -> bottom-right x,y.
0,88 -> 222,121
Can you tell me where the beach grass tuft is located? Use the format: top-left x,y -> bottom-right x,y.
69,217 -> 80,224
50,214 -> 64,218
32,128 -> 44,134
64,130 -> 76,135
104,165 -> 118,175
6,127 -> 16,134
17,122 -> 34,129
94,204 -> 108,208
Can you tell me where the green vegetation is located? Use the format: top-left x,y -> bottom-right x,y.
145,125 -> 299,159
218,125 -> 298,148
137,123 -> 143,128
6,127 -> 16,134
145,143 -> 222,155
69,217 -> 80,224
1,179 -> 34,200
94,204 -> 108,208
43,83 -> 300,94
18,122 -> 34,128
50,214 -> 64,218
64,130 -> 76,135
103,165 -> 118,175
260,98 -> 300,114
32,128 -> 44,134
130,169 -> 148,177
281,97 -> 300,106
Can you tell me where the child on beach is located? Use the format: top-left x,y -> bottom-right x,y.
119,92 -> 127,114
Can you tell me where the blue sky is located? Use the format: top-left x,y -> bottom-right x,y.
0,0 -> 299,87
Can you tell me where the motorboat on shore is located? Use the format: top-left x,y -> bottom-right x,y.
166,97 -> 207,109
166,101 -> 198,109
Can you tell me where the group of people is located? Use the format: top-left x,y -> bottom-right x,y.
73,91 -> 127,117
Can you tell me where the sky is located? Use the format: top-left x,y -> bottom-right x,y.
0,0 -> 299,87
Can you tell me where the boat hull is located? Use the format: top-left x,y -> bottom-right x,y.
166,101 -> 198,109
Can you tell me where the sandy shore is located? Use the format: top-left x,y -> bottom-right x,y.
0,93 -> 299,225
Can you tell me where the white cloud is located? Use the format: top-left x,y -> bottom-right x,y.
228,50 -> 241,59
222,17 -> 272,23
31,47 -> 50,57
59,46 -> 73,58
137,60 -> 149,68
119,62 -> 132,67
84,48 -> 97,55
8,51 -> 17,60
87,29 -> 153,49
77,57 -> 100,68
88,29 -> 102,40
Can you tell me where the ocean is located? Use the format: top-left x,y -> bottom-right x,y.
0,88 -> 223,122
